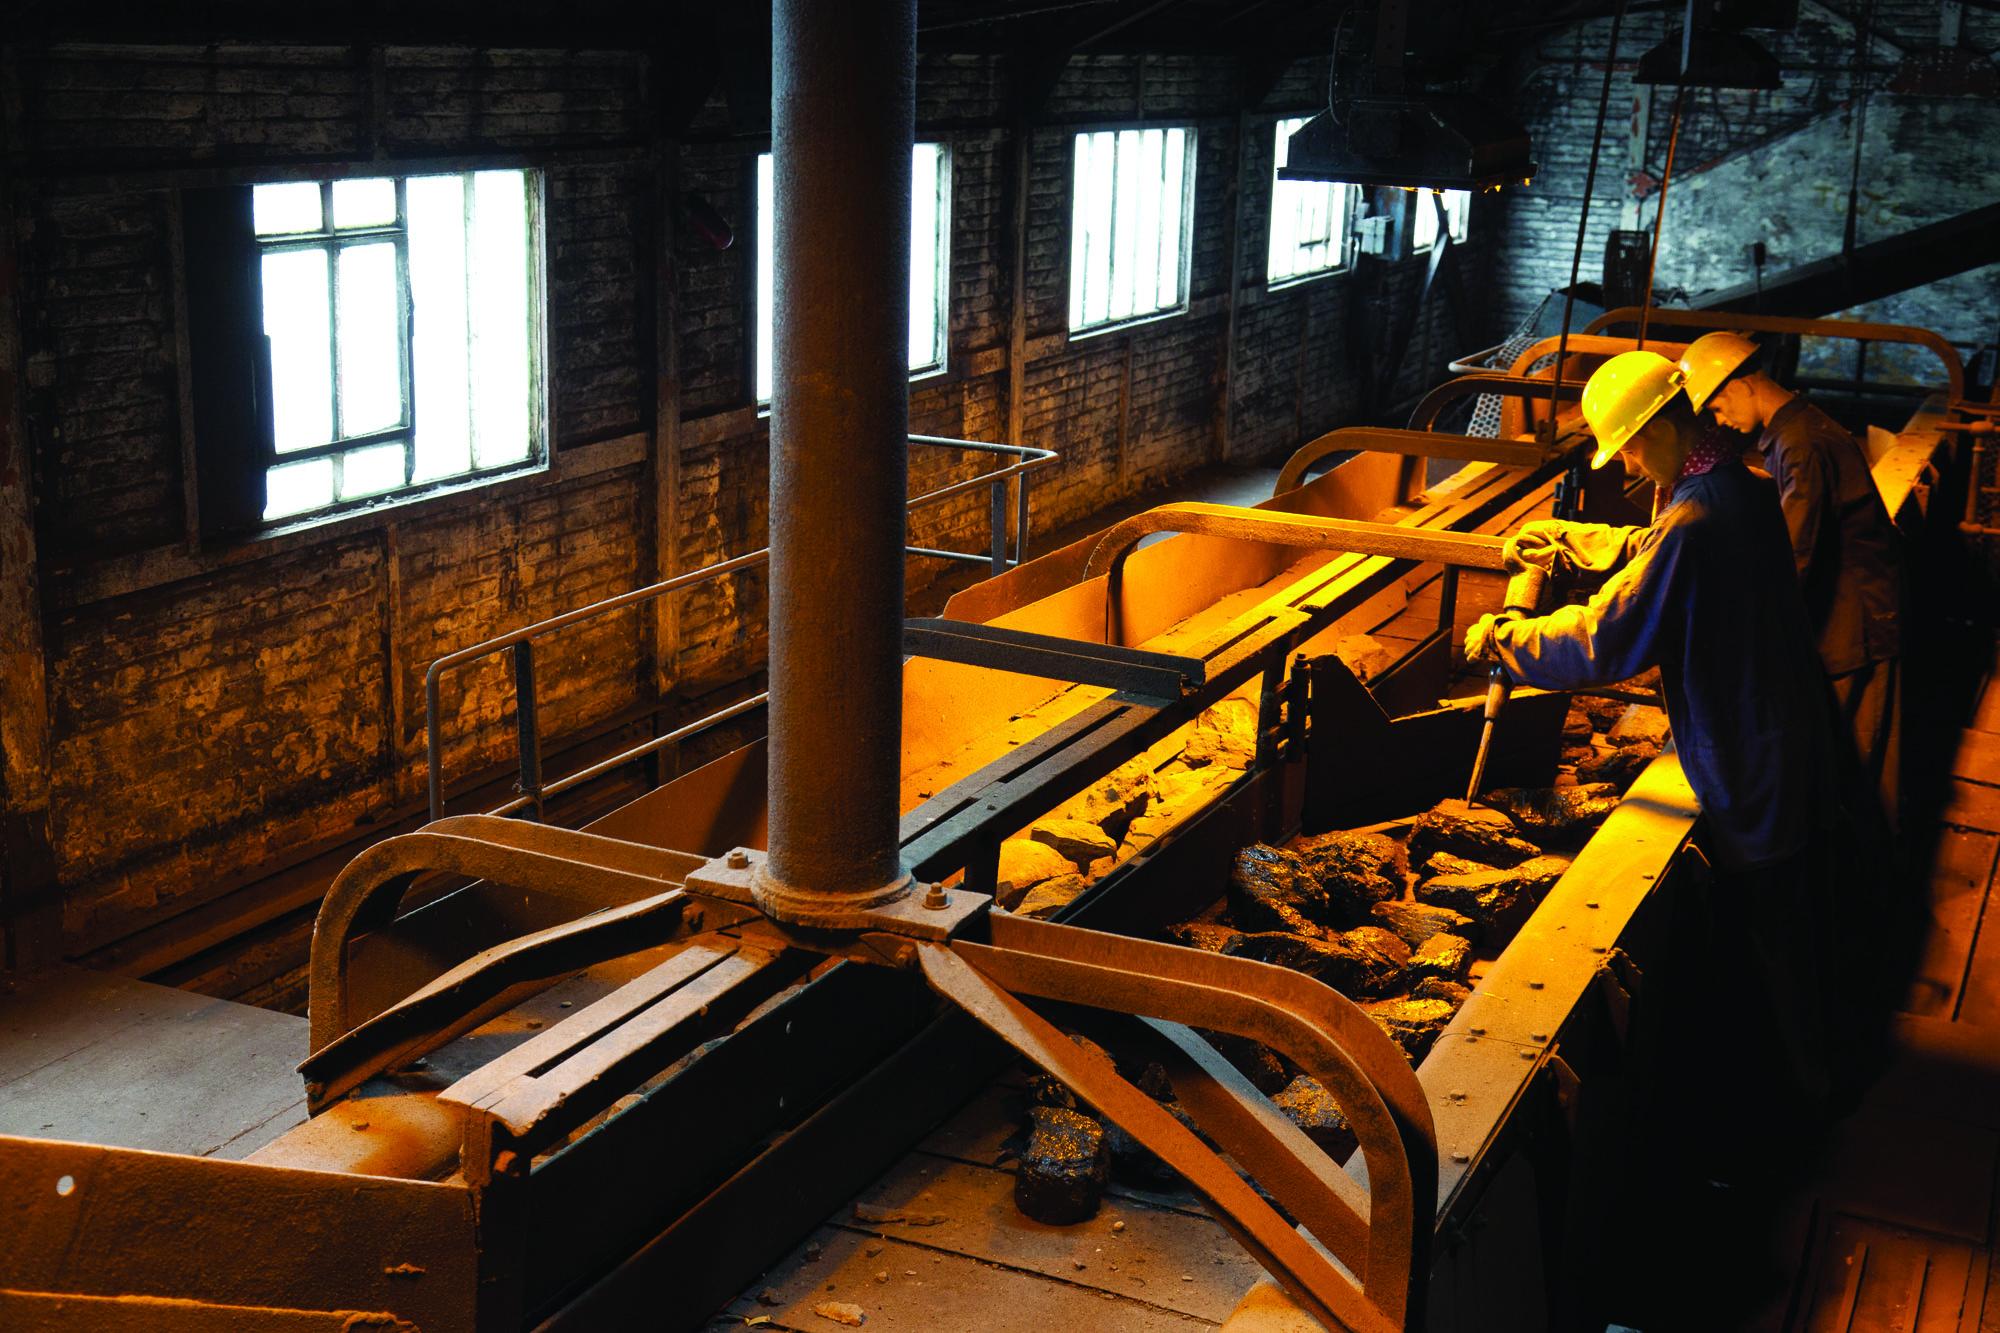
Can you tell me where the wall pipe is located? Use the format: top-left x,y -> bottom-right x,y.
756,0 -> 918,926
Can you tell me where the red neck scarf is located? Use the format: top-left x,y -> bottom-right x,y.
1660,420 -> 1741,509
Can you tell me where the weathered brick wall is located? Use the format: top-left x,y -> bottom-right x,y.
0,38 -> 1475,986
1490,4 -> 2000,354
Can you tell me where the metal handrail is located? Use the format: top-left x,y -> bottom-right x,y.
424,434 -> 1058,822
1271,425 -> 1552,498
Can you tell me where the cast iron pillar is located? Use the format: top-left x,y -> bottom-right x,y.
755,0 -> 917,926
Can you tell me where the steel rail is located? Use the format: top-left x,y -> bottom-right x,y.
422,434 -> 1057,822
1271,425 -> 1553,497
1582,308 -> 1967,404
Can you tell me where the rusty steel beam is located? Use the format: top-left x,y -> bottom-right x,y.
1273,425 -> 1553,497
1405,373 -> 1585,435
758,0 -> 918,926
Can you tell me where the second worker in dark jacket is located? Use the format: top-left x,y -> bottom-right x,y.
1682,331 -> 1904,834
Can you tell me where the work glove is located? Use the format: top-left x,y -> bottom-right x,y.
1464,613 -> 1507,665
1504,519 -> 1571,574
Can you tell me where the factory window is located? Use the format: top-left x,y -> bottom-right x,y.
1068,126 -> 1196,335
1267,116 -> 1357,285
755,142 -> 952,404
1409,188 -> 1471,252
239,171 -> 544,525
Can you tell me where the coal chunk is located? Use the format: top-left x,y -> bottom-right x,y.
1415,854 -> 1570,935
1573,693 -> 1628,732
1405,932 -> 1473,985
1411,976 -> 1472,1010
1223,930 -> 1404,996
1482,784 -> 1621,846
1030,818 -> 1118,868
1015,873 -> 1088,919
1370,899 -> 1480,949
1227,843 -> 1332,936
1165,921 -> 1243,953
1289,830 -> 1406,920
1362,997 -> 1456,1063
1608,703 -> 1670,747
1015,1105 -> 1111,1224
1577,740 -> 1659,792
1408,801 -> 1541,869
1272,1075 -> 1357,1160
1561,704 -> 1595,742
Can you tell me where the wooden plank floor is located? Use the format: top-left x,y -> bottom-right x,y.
1756,638 -> 2000,1332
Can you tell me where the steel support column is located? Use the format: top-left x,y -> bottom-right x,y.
757,0 -> 917,925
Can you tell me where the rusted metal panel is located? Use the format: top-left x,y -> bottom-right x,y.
0,1134 -> 476,1328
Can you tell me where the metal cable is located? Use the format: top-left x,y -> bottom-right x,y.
1545,0 -> 1630,444
1636,83 -> 1686,348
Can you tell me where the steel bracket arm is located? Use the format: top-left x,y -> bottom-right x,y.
1083,502 -> 1508,644
919,913 -> 1434,1333
1274,425 -> 1556,496
903,616 -> 1206,698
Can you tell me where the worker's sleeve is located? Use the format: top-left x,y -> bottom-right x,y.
1542,520 -> 1646,577
1488,525 -> 1682,691
1774,438 -> 1829,580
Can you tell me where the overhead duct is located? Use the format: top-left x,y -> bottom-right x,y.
1278,0 -> 1535,192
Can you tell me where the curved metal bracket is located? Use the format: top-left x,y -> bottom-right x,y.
1082,502 -> 1506,645
1583,307 -> 1966,404
1272,425 -> 1553,497
1406,373 -> 1584,435
307,814 -> 709,1055
921,913 -> 1435,1332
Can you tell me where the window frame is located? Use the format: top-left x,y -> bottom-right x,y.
248,168 -> 550,532
1265,115 -> 1358,289
752,141 -> 954,408
1065,124 -> 1199,339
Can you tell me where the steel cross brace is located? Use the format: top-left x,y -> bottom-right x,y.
903,616 -> 1206,699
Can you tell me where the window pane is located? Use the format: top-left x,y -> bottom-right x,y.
332,178 -> 397,229
1445,189 -> 1471,242
261,247 -> 333,453
469,170 -> 532,468
909,142 -> 943,372
1412,190 -> 1440,250
407,174 -> 473,482
338,441 -> 407,499
254,182 -> 322,236
1069,126 -> 1192,332
336,241 -> 405,436
265,456 -> 333,520
756,153 -> 776,404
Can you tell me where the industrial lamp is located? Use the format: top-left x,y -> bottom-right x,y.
1277,0 -> 1536,192
1636,0 -> 1786,89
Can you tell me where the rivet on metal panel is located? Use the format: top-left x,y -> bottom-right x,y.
1585,900 -> 1600,909
1641,871 -> 1656,880
1519,1050 -> 1536,1061
1450,1151 -> 1469,1163
1468,1025 -> 1486,1035
1447,1090 -> 1466,1102
1530,1031 -> 1548,1042
1528,980 -> 1544,990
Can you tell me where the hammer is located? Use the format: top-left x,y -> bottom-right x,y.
1465,562 -> 1550,804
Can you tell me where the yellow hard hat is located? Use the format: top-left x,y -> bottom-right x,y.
1678,331 -> 1761,410
1582,350 -> 1689,469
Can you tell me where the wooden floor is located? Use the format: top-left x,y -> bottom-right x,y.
1680,635 -> 2000,1333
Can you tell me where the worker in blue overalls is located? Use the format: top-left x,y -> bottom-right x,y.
1464,349 -> 1842,1118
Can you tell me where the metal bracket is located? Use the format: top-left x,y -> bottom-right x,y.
685,847 -> 991,943
903,617 -> 1204,698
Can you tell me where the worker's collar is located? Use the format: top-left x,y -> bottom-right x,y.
1662,420 -> 1742,509
1763,396 -> 1811,440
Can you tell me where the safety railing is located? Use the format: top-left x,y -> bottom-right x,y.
424,435 -> 1057,823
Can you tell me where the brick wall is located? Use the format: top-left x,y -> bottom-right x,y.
0,38 -> 1476,992
1489,3 -> 2000,361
